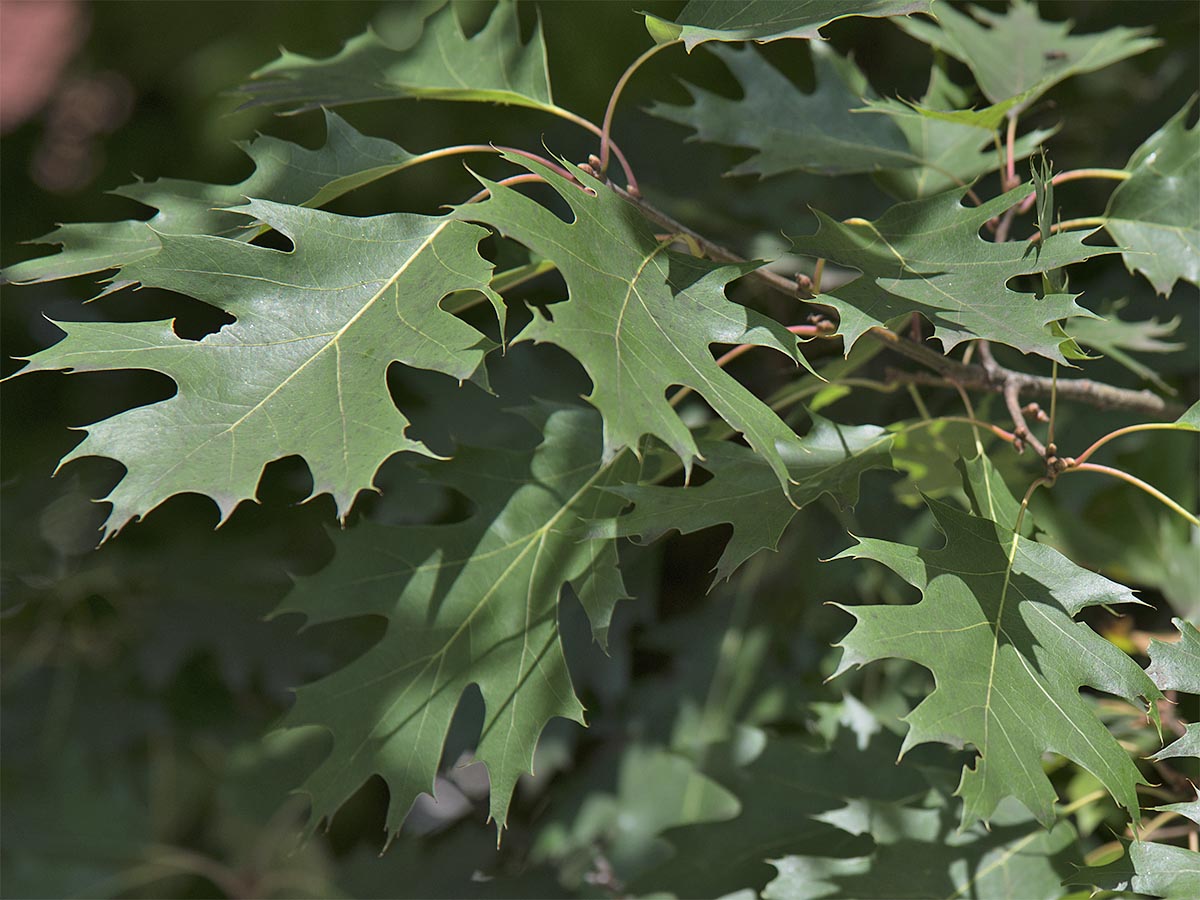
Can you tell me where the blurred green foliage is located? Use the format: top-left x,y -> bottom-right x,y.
2,2 -> 1196,897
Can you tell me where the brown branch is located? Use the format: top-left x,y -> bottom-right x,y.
611,185 -> 1184,420
891,368 -> 1181,418
979,341 -> 1046,456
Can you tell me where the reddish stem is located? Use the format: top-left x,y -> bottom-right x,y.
1015,168 -> 1130,214
1063,463 -> 1199,526
669,324 -> 832,407
599,41 -> 678,185
463,173 -> 552,205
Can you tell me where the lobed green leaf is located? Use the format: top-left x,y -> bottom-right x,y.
13,202 -> 502,536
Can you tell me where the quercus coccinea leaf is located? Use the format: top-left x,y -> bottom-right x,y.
239,0 -> 555,114
791,182 -> 1116,361
1,112 -> 415,287
1152,725 -> 1200,763
1154,786 -> 1200,828
1105,98 -> 1200,296
603,411 -> 892,584
276,405 -> 635,838
644,0 -> 932,51
897,0 -> 1158,111
832,456 -> 1162,829
13,202 -> 502,537
460,154 -> 809,492
1147,618 -> 1200,694
649,43 -> 915,178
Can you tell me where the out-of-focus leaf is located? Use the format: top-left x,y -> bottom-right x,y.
863,66 -> 1054,199
0,749 -> 153,900
761,797 -> 1080,900
1105,98 -> 1200,296
649,43 -> 915,177
633,729 -> 933,896
1064,299 -> 1183,391
897,0 -> 1158,110
644,0 -> 933,50
534,744 -> 740,888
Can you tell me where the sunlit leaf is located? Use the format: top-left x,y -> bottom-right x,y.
461,155 -> 809,492
12,202 -> 502,536
1069,840 -> 1200,900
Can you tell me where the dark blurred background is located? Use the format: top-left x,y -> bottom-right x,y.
2,2 -> 1196,897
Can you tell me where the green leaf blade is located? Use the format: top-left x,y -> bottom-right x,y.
897,0 -> 1159,111
644,0 -> 933,51
15,203 -> 501,535
833,475 -> 1162,828
1146,617 -> 1200,694
649,43 -> 916,178
277,406 -> 633,837
1105,98 -> 1200,296
608,412 -> 893,583
461,156 -> 809,492
792,183 -> 1116,361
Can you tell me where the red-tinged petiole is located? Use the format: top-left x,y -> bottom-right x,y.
1015,168 -> 1130,214
1027,216 -> 1107,244
1075,422 -> 1193,466
598,40 -> 680,185
463,173 -> 554,205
